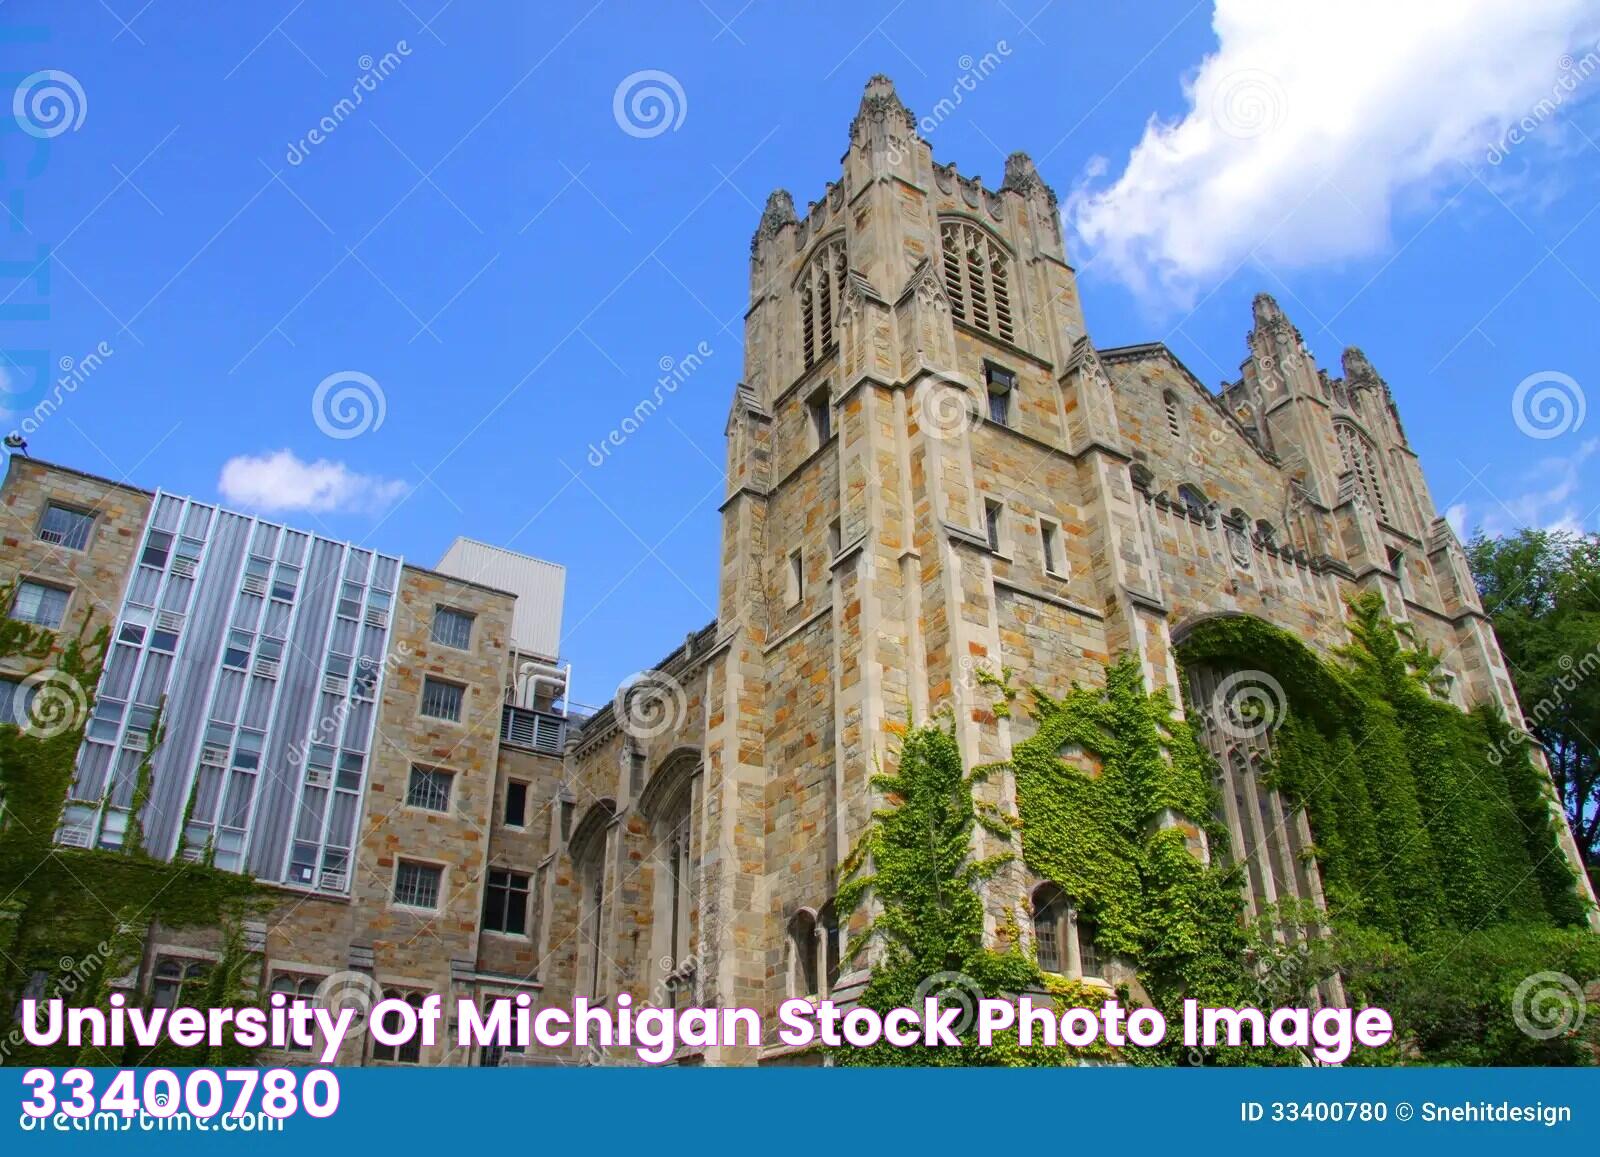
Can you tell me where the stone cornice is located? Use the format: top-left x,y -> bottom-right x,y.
992,576 -> 1105,621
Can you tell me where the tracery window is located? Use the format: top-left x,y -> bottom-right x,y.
150,957 -> 208,1008
659,788 -> 693,976
787,909 -> 819,998
569,801 -> 616,1001
1334,420 -> 1390,523
1185,663 -> 1323,925
941,220 -> 1015,342
799,237 -> 847,371
270,974 -> 319,1052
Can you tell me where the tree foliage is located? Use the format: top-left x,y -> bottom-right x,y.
1467,528 -> 1600,877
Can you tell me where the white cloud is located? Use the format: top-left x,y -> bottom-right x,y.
1456,437 -> 1599,537
217,449 -> 408,515
1069,0 -> 1600,301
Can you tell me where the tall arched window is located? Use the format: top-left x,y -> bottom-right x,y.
787,909 -> 819,998
818,900 -> 842,994
569,800 -> 615,1000
941,220 -> 1014,342
660,791 -> 693,978
582,850 -> 605,997
799,237 -> 847,371
639,749 -> 701,994
1334,420 -> 1390,523
1031,883 -> 1105,979
1185,661 -> 1325,925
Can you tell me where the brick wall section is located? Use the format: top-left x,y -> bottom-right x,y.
266,563 -> 518,1065
0,457 -> 151,684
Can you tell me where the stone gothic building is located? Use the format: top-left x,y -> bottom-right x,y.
1,76 -> 1592,1067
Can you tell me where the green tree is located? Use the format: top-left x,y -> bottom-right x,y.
1467,529 -> 1600,875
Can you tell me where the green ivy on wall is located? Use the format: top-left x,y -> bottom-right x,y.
1177,593 -> 1587,937
836,592 -> 1597,1066
0,586 -> 265,1067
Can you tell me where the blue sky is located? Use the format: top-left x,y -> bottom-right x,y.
4,1 -> 1600,707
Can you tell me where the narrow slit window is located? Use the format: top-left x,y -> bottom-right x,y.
807,387 -> 832,447
1041,519 -> 1062,575
985,363 -> 1015,427
787,549 -> 803,607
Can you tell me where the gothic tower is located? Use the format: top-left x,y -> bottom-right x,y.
693,78 -> 1599,1061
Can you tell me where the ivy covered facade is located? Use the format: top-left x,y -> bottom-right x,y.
0,75 -> 1594,1068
